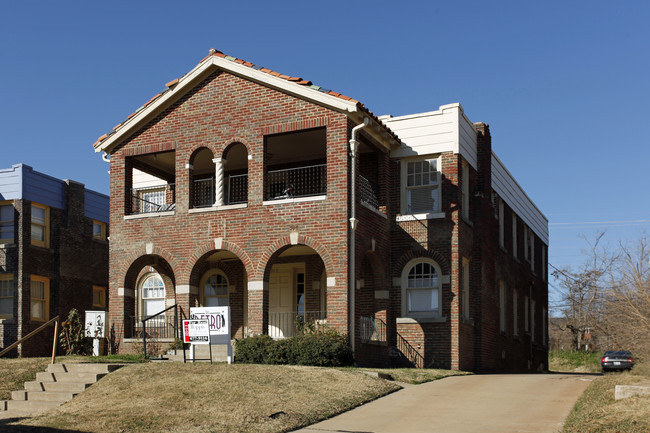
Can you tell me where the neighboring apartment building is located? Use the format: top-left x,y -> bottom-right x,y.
0,164 -> 109,356
92,49 -> 548,371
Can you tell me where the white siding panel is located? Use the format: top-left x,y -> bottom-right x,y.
458,114 -> 478,169
492,153 -> 548,244
0,165 -> 22,200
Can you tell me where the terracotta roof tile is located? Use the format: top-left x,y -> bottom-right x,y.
95,49 -> 400,148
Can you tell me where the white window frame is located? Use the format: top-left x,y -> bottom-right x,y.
401,258 -> 443,319
499,281 -> 506,333
0,274 -> 14,320
139,273 -> 166,318
0,201 -> 14,244
199,269 -> 230,307
462,258 -> 470,320
400,156 -> 442,218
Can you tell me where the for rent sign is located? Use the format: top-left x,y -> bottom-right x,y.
183,319 -> 210,344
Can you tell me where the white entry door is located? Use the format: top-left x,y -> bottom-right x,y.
269,264 -> 298,338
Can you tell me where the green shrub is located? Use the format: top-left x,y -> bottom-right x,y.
59,308 -> 92,355
234,330 -> 353,367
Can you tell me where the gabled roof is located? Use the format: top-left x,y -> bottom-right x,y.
93,49 -> 400,154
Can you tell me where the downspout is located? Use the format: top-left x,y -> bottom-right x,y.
349,117 -> 370,355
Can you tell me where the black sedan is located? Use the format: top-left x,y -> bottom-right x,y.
601,350 -> 635,372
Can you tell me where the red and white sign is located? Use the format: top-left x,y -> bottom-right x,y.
182,319 -> 210,344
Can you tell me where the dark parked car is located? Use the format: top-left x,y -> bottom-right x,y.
601,350 -> 635,372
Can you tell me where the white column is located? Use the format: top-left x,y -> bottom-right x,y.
213,158 -> 226,206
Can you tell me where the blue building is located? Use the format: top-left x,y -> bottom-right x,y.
0,164 -> 109,356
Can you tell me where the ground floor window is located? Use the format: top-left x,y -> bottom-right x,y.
30,275 -> 49,321
0,274 -> 13,319
401,258 -> 442,318
141,273 -> 165,317
201,270 -> 229,307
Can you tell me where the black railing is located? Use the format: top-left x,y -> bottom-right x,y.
359,316 -> 386,343
130,184 -> 176,215
192,178 -> 214,208
228,174 -> 248,204
359,175 -> 379,210
265,164 -> 326,200
130,304 -> 178,358
268,311 -> 326,338
396,331 -> 425,368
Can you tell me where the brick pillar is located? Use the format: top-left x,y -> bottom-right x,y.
246,281 -> 268,335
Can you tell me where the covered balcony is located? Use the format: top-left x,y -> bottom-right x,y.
127,150 -> 176,216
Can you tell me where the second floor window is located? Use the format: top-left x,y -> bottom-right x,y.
403,157 -> 440,214
31,203 -> 49,248
0,202 -> 14,243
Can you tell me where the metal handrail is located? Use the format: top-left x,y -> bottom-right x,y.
396,331 -> 425,368
142,305 -> 178,359
0,315 -> 60,363
359,316 -> 386,343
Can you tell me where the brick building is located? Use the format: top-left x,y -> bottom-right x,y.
0,164 -> 109,356
93,49 -> 548,371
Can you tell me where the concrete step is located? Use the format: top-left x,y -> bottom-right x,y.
4,399 -> 63,413
47,363 -> 123,374
11,390 -> 76,403
24,380 -> 91,393
36,371 -> 105,383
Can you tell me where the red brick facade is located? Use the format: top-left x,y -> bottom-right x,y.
99,54 -> 548,372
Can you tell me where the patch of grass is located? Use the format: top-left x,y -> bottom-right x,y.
0,358 -> 52,401
550,350 -> 602,373
563,362 -> 650,433
355,367 -> 471,384
9,363 -> 401,433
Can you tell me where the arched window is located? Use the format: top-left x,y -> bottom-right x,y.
200,270 -> 229,307
401,258 -> 442,318
140,273 -> 165,317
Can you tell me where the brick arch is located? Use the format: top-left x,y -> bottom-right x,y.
119,246 -> 178,288
393,248 -> 451,278
122,253 -> 177,292
254,234 -> 334,281
221,138 -> 250,158
188,146 -> 216,164
180,239 -> 253,285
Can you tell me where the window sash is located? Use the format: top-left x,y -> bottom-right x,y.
31,204 -> 48,247
0,276 -> 13,317
205,275 -> 228,305
407,288 -> 438,313
93,286 -> 106,308
0,204 -> 14,241
404,159 -> 440,214
30,277 -> 48,321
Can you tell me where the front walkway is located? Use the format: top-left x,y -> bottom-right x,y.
295,373 -> 593,433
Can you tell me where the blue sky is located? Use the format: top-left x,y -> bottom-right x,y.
2,1 -> 649,307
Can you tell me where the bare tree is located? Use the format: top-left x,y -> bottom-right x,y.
551,233 -> 609,351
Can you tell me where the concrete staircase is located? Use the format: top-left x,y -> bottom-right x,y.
0,363 -> 124,418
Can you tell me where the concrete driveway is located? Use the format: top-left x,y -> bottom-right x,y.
295,373 -> 593,433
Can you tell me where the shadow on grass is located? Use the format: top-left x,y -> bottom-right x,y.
0,417 -> 88,433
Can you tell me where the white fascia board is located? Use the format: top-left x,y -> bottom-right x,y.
96,56 -> 360,154
491,152 -> 549,244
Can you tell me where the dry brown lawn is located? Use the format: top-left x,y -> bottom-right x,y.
3,363 -> 400,433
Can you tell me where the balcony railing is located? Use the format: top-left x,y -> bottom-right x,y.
359,316 -> 386,343
265,164 -> 326,200
268,311 -> 327,338
130,184 -> 176,215
228,174 -> 248,204
359,175 -> 379,210
193,178 -> 214,208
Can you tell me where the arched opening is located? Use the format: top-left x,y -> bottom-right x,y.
401,258 -> 442,319
189,147 -> 216,208
264,244 -> 327,338
223,142 -> 248,205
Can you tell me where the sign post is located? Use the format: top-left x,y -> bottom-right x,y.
189,307 -> 232,364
